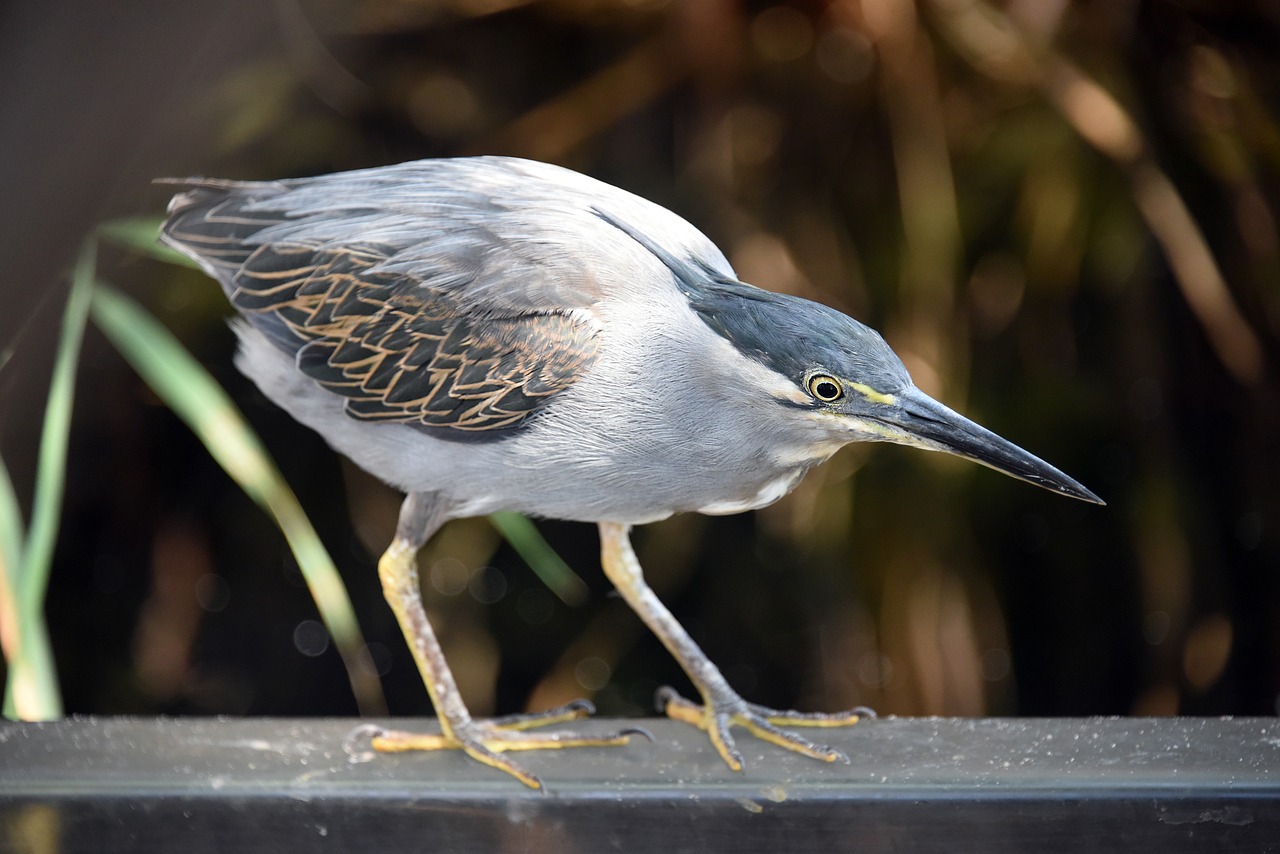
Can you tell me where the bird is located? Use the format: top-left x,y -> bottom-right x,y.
160,155 -> 1102,789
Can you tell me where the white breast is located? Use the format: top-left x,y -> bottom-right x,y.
697,469 -> 806,516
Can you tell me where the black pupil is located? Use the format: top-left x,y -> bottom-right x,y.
815,380 -> 839,399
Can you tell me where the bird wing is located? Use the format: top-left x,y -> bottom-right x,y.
160,162 -> 608,440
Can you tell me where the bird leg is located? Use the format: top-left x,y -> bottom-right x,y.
598,522 -> 870,772
368,493 -> 643,789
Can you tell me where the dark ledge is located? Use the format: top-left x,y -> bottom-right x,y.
1,716 -> 1277,852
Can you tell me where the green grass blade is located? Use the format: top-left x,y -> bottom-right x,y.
0,455 -> 23,718
97,218 -> 200,269
0,458 -> 23,633
0,456 -> 60,720
89,282 -> 386,716
19,242 -> 94,622
0,242 -> 94,720
488,511 -> 589,606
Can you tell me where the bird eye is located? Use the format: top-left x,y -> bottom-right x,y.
807,374 -> 844,402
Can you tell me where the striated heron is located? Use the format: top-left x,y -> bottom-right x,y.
161,156 -> 1102,789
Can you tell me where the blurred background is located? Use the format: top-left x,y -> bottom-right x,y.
1,0 -> 1277,727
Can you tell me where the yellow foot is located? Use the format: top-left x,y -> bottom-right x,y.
656,687 -> 874,772
359,700 -> 649,789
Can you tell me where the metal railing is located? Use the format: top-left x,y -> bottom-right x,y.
2,716 -> 1277,852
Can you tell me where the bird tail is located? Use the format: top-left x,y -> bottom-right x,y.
156,177 -> 290,280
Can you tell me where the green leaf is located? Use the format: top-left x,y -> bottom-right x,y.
89,282 -> 386,716
0,241 -> 94,720
488,512 -> 589,606
0,455 -> 55,721
97,217 -> 201,269
18,242 -> 93,621
0,459 -> 23,624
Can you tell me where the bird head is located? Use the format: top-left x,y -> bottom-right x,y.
597,207 -> 1102,505
695,280 -> 1103,504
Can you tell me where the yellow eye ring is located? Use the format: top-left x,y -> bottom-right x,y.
806,373 -> 844,402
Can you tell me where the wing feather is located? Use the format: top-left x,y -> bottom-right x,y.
160,162 -> 615,440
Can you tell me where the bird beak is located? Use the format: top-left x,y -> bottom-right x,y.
867,386 -> 1104,505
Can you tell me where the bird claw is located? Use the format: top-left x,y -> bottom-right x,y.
656,686 -> 871,771
485,698 -> 595,731
365,700 -> 643,790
